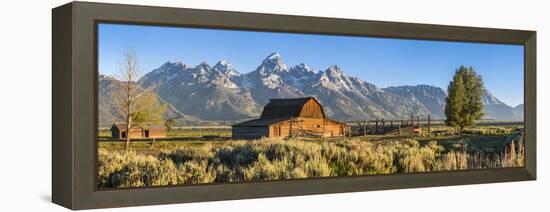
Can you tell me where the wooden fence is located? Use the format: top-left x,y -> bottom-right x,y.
347,114 -> 433,136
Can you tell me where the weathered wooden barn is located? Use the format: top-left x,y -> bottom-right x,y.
232,97 -> 348,139
110,124 -> 167,139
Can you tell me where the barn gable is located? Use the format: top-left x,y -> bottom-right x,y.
232,97 -> 347,139
110,123 -> 167,139
259,97 -> 325,119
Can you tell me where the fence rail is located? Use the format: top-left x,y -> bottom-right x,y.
345,115 -> 524,136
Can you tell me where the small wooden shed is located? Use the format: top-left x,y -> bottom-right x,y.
232,97 -> 347,139
110,124 -> 167,139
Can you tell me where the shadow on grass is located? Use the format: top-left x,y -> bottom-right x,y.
98,136 -> 232,142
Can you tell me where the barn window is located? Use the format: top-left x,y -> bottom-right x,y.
317,125 -> 321,128
121,132 -> 126,139
144,130 -> 150,138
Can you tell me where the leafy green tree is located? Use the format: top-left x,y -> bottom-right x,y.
444,66 -> 484,130
131,93 -> 166,126
114,49 -> 166,150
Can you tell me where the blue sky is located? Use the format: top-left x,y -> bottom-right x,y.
98,23 -> 524,106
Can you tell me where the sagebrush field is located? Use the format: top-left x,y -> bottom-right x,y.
98,126 -> 523,188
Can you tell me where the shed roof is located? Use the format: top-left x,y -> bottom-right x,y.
111,123 -> 166,131
259,97 -> 324,119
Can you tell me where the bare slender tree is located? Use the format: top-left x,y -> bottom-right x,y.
113,49 -> 165,150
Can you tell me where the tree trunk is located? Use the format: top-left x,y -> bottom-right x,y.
150,138 -> 156,149
124,126 -> 131,151
125,108 -> 132,151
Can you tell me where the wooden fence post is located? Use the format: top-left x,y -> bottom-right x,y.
357,121 -> 361,136
428,114 -> 431,133
398,125 -> 402,136
363,121 -> 367,136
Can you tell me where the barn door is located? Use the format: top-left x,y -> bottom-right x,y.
273,126 -> 280,137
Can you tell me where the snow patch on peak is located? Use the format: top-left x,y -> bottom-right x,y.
261,73 -> 283,89
257,52 -> 289,74
326,65 -> 343,74
317,65 -> 354,91
325,65 -> 347,80
293,63 -> 315,73
265,52 -> 281,61
144,61 -> 187,82
160,61 -> 187,69
213,60 -> 240,77
99,74 -> 118,81
194,62 -> 211,72
218,59 -> 231,66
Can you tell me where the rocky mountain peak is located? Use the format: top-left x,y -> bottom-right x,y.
326,65 -> 343,76
107,54 -> 523,124
482,89 -> 505,105
194,62 -> 211,73
265,52 -> 281,61
258,52 -> 288,74
213,60 -> 240,76
316,65 -> 355,91
196,62 -> 211,69
138,61 -> 187,88
99,74 -> 118,81
292,63 -> 315,73
155,61 -> 187,74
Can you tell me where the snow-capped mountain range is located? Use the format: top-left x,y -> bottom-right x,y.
99,52 -> 523,126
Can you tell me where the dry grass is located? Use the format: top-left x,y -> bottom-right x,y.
98,136 -> 524,188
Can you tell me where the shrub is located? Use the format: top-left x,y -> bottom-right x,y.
98,136 -> 524,188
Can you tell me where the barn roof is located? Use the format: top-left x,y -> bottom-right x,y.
233,97 -> 335,127
232,117 -> 346,127
259,97 -> 325,119
232,118 -> 289,127
111,123 -> 166,130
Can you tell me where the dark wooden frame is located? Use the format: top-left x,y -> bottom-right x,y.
52,1 -> 536,210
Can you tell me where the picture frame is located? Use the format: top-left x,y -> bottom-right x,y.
52,1 -> 536,210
